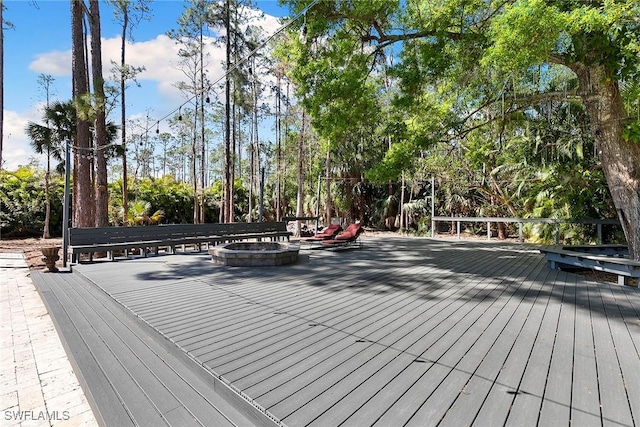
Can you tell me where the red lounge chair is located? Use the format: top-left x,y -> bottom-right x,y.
302,223 -> 342,242
321,223 -> 364,248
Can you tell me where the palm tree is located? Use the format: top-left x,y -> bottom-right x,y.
25,101 -> 75,238
26,100 -> 119,236
120,200 -> 165,225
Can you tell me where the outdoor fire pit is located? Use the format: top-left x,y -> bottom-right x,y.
209,242 -> 300,266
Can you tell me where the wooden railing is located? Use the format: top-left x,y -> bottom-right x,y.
431,216 -> 622,244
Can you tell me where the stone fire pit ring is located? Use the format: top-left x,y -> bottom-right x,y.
209,242 -> 300,266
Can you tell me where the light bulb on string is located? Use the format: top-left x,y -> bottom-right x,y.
300,12 -> 307,41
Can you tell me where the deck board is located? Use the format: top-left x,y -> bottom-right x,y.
595,283 -> 638,426
437,258 -> 550,427
32,269 -> 273,427
34,279 -> 135,427
570,275 -> 601,427
537,269 -> 576,427
395,258 -> 542,426
50,236 -> 639,427
60,273 -> 250,427
38,274 -> 173,427
470,266 -> 553,426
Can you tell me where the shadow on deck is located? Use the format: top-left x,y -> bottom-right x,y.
32,236 -> 640,427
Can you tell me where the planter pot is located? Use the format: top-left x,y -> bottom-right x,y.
41,246 -> 60,272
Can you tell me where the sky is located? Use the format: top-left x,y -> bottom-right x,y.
2,0 -> 292,171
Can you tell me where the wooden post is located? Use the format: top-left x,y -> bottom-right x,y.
597,223 -> 603,244
519,222 -> 523,244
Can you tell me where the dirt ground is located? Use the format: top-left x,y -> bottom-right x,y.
0,237 -> 63,270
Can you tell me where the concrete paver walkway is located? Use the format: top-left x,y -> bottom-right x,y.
0,253 -> 97,427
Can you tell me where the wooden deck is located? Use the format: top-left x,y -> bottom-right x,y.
33,236 -> 639,426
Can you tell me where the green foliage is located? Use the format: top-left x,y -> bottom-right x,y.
0,165 -> 64,237
367,142 -> 418,182
109,176 -> 194,225
117,200 -> 165,226
622,119 -> 640,143
482,0 -> 564,72
279,0 -> 640,241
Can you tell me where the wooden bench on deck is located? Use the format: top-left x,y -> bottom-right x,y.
540,245 -> 640,287
69,222 -> 291,263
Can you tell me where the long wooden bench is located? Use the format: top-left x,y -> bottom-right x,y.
69,222 -> 291,263
540,245 -> 640,287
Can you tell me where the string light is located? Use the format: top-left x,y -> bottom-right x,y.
300,12 -> 307,40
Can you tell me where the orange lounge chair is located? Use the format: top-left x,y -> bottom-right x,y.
302,223 -> 343,242
321,223 -> 364,248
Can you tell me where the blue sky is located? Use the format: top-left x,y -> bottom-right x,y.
3,0 -> 291,170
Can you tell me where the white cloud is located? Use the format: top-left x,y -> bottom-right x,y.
101,34 -> 185,98
27,7 -> 284,101
12,8 -> 287,171
29,50 -> 72,76
2,109 -> 47,171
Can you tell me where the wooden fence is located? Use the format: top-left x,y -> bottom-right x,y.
431,216 -> 622,244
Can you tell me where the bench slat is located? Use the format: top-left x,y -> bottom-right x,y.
69,222 -> 291,263
540,246 -> 639,287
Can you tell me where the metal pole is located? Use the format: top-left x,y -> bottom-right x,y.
62,140 -> 71,267
431,176 -> 435,238
400,174 -> 405,230
315,175 -> 321,232
258,167 -> 265,222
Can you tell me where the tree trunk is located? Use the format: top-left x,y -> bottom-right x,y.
276,73 -> 282,222
43,167 -> 51,238
120,6 -> 128,226
230,98 -> 236,222
192,115 -> 198,224
199,25 -> 205,224
249,57 -> 258,223
223,0 -> 232,223
497,222 -> 508,239
89,0 -> 108,228
71,0 -> 94,228
295,111 -> 306,236
573,63 -> 640,260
